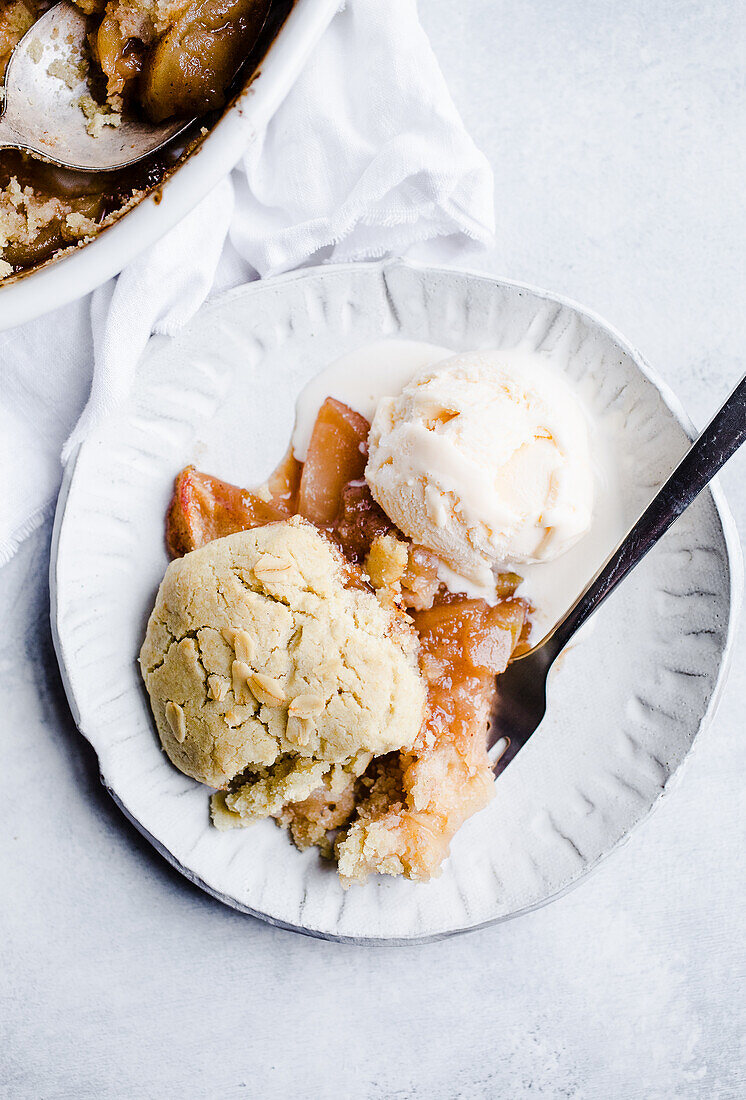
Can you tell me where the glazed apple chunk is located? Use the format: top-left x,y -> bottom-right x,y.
165,450 -> 300,557
81,0 -> 273,122
297,396 -> 369,526
164,396 -> 528,883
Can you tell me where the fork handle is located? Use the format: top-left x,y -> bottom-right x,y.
546,372 -> 746,657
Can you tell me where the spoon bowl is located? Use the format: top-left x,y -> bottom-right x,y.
0,1 -> 193,171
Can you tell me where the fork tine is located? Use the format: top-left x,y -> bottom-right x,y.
488,646 -> 553,776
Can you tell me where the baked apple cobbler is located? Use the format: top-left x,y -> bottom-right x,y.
141,393 -> 531,884
140,347 -> 597,884
0,0 -> 284,277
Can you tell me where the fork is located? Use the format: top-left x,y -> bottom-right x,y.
489,372 -> 746,775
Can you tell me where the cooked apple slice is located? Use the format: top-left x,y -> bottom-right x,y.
166,465 -> 287,558
418,598 -> 528,679
140,0 -> 271,122
94,12 -> 144,97
263,446 -> 302,515
412,597 -> 526,773
297,398 -> 371,526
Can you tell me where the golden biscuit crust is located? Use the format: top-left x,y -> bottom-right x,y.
140,518 -> 426,793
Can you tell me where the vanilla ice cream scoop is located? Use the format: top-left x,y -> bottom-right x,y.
365,349 -> 595,585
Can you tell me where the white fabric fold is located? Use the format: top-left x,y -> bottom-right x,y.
64,178 -> 235,458
0,0 -> 494,566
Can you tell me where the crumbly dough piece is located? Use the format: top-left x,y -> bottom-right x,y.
211,757 -> 363,858
0,179 -> 64,260
86,0 -> 189,42
335,746 -> 494,885
78,92 -> 123,138
139,517 -> 426,797
0,176 -> 103,275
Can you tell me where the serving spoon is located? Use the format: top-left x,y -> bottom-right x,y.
489,372 -> 746,775
0,1 -> 193,171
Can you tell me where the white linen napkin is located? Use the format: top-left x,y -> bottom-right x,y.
0,0 -> 494,566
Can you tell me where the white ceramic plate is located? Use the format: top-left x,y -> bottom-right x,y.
50,259 -> 742,943
0,0 -> 339,331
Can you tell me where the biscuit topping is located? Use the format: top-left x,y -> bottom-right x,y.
139,520 -> 426,791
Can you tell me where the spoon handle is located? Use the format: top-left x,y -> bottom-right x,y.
547,372 -> 746,656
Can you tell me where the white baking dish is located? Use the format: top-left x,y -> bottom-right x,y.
0,0 -> 339,332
